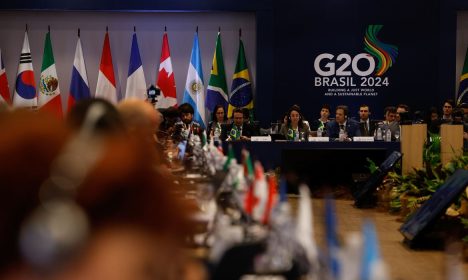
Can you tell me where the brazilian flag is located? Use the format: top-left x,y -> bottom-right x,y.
457,47 -> 468,105
228,38 -> 253,118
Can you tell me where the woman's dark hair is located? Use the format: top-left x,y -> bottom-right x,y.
211,104 -> 227,122
287,105 -> 304,127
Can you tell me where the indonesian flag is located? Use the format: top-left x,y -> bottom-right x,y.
95,31 -> 117,104
156,32 -> 177,108
13,31 -> 37,108
125,32 -> 146,100
67,35 -> 90,112
38,31 -> 63,118
0,49 -> 11,104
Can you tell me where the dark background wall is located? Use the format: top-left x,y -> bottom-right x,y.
0,0 -> 466,127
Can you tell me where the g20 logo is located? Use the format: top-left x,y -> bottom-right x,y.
313,25 -> 398,88
314,53 -> 375,77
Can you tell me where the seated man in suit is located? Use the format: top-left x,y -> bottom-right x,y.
326,105 -> 361,140
221,108 -> 256,141
358,104 -> 377,136
381,106 -> 399,140
172,103 -> 203,143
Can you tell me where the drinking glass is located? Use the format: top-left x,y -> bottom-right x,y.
394,129 -> 400,141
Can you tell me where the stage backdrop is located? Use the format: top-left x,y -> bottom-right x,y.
271,0 -> 451,123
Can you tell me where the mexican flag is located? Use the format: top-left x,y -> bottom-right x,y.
38,31 -> 63,118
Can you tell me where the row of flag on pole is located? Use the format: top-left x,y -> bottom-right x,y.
0,28 -> 253,127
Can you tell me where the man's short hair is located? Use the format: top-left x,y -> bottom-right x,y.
336,105 -> 349,116
178,103 -> 194,115
397,104 -> 410,112
233,108 -> 244,115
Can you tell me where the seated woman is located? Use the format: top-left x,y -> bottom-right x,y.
206,104 -> 227,141
279,105 -> 310,141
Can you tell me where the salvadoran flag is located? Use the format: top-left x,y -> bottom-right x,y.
0,49 -> 11,104
156,32 -> 177,108
182,32 -> 206,128
38,30 -> 63,118
13,31 -> 37,108
67,36 -> 90,112
95,31 -> 117,104
125,32 -> 146,100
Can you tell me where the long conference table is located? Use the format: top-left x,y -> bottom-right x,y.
222,140 -> 401,190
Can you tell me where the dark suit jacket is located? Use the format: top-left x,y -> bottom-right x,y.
359,119 -> 378,137
221,123 -> 256,141
326,119 -> 361,139
172,121 -> 203,143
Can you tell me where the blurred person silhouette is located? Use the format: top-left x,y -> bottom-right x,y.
0,108 -> 202,280
118,98 -> 163,144
67,98 -> 124,136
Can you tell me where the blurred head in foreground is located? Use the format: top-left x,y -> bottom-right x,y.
0,109 -> 197,280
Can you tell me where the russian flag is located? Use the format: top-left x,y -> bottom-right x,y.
13,31 -> 37,108
183,32 -> 206,128
67,35 -> 90,112
95,31 -> 117,104
0,49 -> 11,105
125,32 -> 146,100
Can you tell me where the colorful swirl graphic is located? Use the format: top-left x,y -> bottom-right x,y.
364,25 -> 398,76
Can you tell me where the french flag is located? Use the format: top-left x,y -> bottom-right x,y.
0,49 -> 11,105
13,30 -> 37,108
125,31 -> 146,100
95,30 -> 117,104
67,33 -> 90,112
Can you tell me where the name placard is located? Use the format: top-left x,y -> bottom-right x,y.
251,136 -> 272,142
353,136 -> 375,142
308,136 -> 330,142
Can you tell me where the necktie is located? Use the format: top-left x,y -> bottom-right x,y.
363,122 -> 368,136
339,124 -> 345,130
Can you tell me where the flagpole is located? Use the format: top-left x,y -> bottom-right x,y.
106,26 -> 108,32
196,26 -> 198,33
239,28 -> 242,38
78,28 -> 80,38
164,26 -> 167,32
133,26 -> 136,33
25,24 -> 28,32
48,25 -> 50,33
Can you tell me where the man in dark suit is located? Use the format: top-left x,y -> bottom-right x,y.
358,104 -> 377,136
221,108 -> 256,141
326,105 -> 361,140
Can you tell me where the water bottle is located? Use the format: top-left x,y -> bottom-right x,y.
375,127 -> 382,141
317,126 -> 323,137
385,128 -> 392,142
